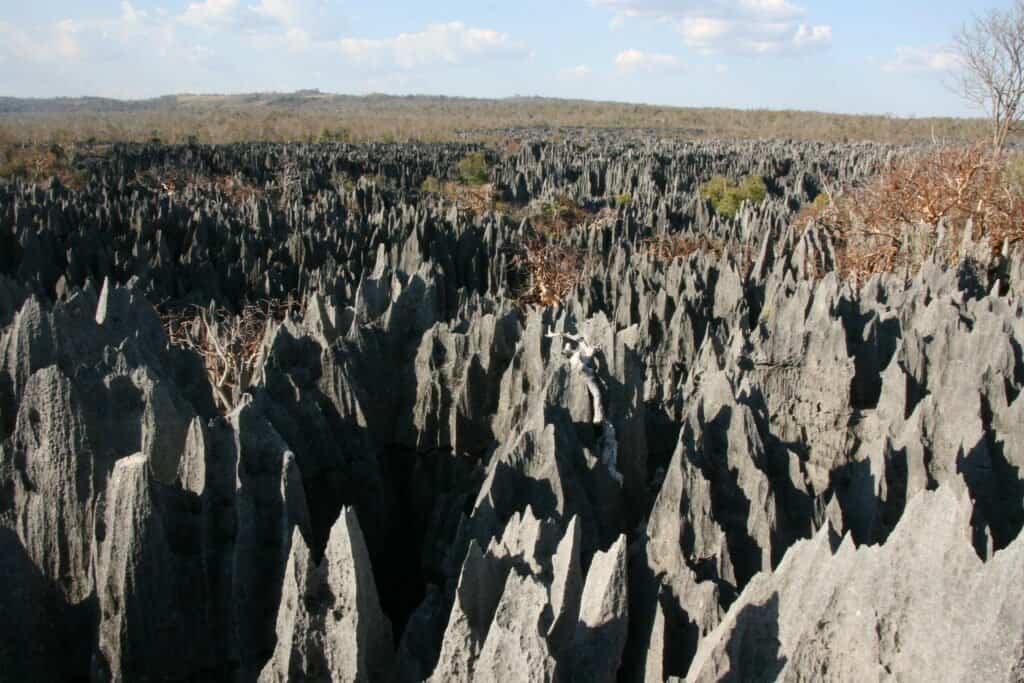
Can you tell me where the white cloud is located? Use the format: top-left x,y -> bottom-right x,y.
177,0 -> 331,42
609,15 -> 626,31
792,23 -> 830,48
561,64 -> 592,80
677,16 -> 829,54
119,1 -> 146,27
882,46 -> 960,73
0,18 -> 84,61
0,3 -> 200,76
333,22 -> 527,70
593,0 -> 799,19
615,48 -> 684,73
592,0 -> 830,55
179,0 -> 240,27
53,19 -> 84,59
248,0 -> 301,26
737,0 -> 801,19
678,17 -> 732,49
284,26 -> 310,49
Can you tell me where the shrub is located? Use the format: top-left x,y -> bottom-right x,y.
161,299 -> 298,412
513,235 -> 586,306
615,192 -> 632,206
331,171 -> 356,193
420,175 -> 442,194
801,145 -> 1024,281
457,151 -> 490,185
319,127 -> 350,143
643,234 -> 723,261
532,195 -> 590,237
807,191 -> 831,213
0,142 -> 90,188
699,174 -> 767,218
699,175 -> 730,207
0,158 -> 29,179
739,175 -> 767,203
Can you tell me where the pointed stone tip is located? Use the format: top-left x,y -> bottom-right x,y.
95,276 -> 111,325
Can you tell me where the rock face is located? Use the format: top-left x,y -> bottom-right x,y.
685,485 -> 1024,682
260,508 -> 394,682
0,136 -> 1022,681
567,535 -> 629,683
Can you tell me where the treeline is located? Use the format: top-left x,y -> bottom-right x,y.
0,92 -> 996,145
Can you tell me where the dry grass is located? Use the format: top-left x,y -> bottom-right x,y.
0,141 -> 91,188
643,233 -> 725,260
503,195 -> 599,305
161,299 -> 298,412
135,167 -> 263,203
512,235 -> 586,306
800,145 -> 1024,281
0,94 -> 1002,145
421,178 -> 497,215
642,233 -> 757,272
531,195 -> 592,237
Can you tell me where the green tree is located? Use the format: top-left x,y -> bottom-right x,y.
457,152 -> 490,185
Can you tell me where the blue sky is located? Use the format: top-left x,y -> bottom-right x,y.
0,1 -> 1005,117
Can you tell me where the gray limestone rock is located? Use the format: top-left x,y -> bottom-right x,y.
474,571 -> 558,683
259,507 -> 394,683
430,540 -> 511,682
94,453 -> 216,681
0,137 -> 1022,682
546,516 -> 583,653
567,535 -> 629,683
686,486 -> 1024,682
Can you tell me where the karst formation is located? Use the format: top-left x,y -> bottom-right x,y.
1,135 -> 1022,681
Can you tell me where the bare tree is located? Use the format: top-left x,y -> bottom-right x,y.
953,0 -> 1024,152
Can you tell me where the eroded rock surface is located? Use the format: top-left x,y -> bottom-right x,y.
0,136 -> 1021,681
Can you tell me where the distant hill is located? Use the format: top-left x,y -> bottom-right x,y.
0,91 -> 992,145
0,95 -> 181,114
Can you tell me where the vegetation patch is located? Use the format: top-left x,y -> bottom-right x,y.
420,175 -> 497,215
502,195 -> 602,307
0,141 -> 92,188
0,94 -> 1006,145
800,145 -> 1024,280
457,151 -> 491,185
531,195 -> 592,237
512,234 -> 587,307
643,233 -> 725,261
161,298 -> 299,413
699,174 -> 767,218
135,167 -> 263,204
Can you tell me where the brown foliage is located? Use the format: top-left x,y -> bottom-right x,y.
139,168 -> 263,203
532,196 -> 592,237
161,299 -> 298,412
0,142 -> 90,189
441,181 -> 497,215
642,233 -> 724,261
801,146 -> 1024,280
0,93 -> 1004,145
513,236 -> 586,307
508,195 -> 606,306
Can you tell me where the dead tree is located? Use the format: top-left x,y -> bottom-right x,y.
953,0 -> 1024,152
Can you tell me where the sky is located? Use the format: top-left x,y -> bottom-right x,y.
0,0 -> 1006,117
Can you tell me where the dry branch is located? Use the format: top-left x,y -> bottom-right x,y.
511,235 -> 586,307
161,298 -> 299,412
801,145 -> 1024,282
